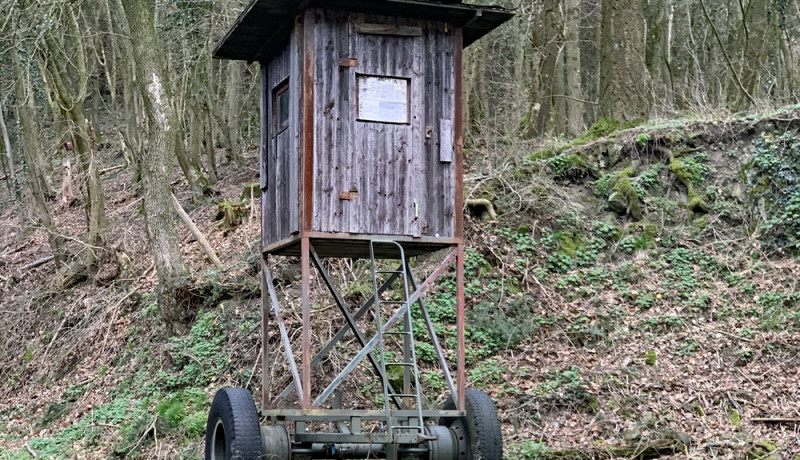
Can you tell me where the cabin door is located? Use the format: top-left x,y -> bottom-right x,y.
343,25 -> 424,237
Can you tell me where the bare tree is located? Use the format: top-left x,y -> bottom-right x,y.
121,0 -> 190,333
565,0 -> 584,135
24,0 -> 109,268
12,42 -> 65,264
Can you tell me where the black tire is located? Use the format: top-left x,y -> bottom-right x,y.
440,390 -> 503,460
205,388 -> 264,460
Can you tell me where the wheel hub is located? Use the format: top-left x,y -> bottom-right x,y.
211,419 -> 227,460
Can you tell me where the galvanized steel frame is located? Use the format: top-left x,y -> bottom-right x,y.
260,241 -> 466,417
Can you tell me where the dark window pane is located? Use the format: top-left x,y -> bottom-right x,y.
277,87 -> 289,131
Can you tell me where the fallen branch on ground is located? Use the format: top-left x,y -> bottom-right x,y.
170,193 -> 224,269
20,256 -> 54,271
752,417 -> 800,424
532,438 -> 681,459
100,164 -> 126,175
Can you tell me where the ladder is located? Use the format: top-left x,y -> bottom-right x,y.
369,240 -> 424,441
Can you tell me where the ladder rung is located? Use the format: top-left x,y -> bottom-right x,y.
377,270 -> 404,274
384,331 -> 411,335
387,393 -> 417,398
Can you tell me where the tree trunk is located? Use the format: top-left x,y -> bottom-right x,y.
465,44 -> 488,133
553,45 -> 567,135
511,11 -> 527,135
11,52 -> 55,199
225,62 -> 243,164
599,0 -> 652,122
0,106 -> 19,199
645,0 -> 674,109
11,45 -> 65,264
35,1 -> 108,269
534,0 -> 561,136
565,0 -> 584,136
121,0 -> 190,334
203,105 -> 218,182
67,104 -> 108,267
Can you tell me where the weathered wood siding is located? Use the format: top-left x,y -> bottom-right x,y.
262,34 -> 302,248
309,9 -> 456,239
421,20 -> 456,238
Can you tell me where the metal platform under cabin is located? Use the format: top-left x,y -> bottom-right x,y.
263,234 -> 458,258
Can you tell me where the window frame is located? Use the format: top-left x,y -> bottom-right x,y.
273,79 -> 290,135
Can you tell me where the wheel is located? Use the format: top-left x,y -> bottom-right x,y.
205,388 -> 264,460
439,390 -> 503,460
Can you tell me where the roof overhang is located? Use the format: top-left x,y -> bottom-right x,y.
214,0 -> 514,62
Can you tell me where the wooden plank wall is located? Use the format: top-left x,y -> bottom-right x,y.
262,34 -> 301,248
310,9 -> 350,235
310,10 -> 456,239
422,20 -> 456,239
260,62 -> 269,247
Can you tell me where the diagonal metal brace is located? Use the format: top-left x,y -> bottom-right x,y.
310,248 -> 405,409
263,260 -> 305,405
407,260 -> 458,404
274,267 -> 402,404
313,249 -> 457,407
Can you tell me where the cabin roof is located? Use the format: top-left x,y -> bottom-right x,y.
214,0 -> 514,62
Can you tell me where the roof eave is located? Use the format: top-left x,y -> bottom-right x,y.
213,0 -> 514,62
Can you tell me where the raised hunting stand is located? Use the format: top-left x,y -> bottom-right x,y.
208,1 -> 513,459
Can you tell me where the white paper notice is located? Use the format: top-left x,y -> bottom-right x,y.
357,75 -> 409,123
439,119 -> 453,163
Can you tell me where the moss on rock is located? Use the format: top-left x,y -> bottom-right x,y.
670,157 -> 710,215
607,167 -> 643,220
548,152 -> 597,180
529,148 -> 557,162
670,158 -> 694,185
687,190 -> 710,213
553,231 -> 588,258
672,146 -> 698,157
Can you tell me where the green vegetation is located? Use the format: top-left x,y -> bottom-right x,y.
7,109 -> 800,459
644,349 -> 657,366
670,154 -> 710,214
751,132 -> 800,255
566,116 -> 640,148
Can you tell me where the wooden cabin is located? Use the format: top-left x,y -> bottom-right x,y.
214,0 -> 513,258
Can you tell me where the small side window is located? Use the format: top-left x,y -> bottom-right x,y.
274,81 -> 289,134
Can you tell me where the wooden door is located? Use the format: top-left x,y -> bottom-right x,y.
342,23 -> 424,237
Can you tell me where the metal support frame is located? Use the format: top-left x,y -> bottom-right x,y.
261,242 -> 465,425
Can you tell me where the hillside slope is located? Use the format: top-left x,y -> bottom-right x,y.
2,106 -> 800,459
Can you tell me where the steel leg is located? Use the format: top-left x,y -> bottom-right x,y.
301,237 -> 311,407
456,244 -> 466,411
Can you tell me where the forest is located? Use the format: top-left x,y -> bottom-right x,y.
1,0 -> 800,458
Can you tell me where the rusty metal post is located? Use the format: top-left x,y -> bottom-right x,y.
456,243 -> 466,411
301,237 -> 312,408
